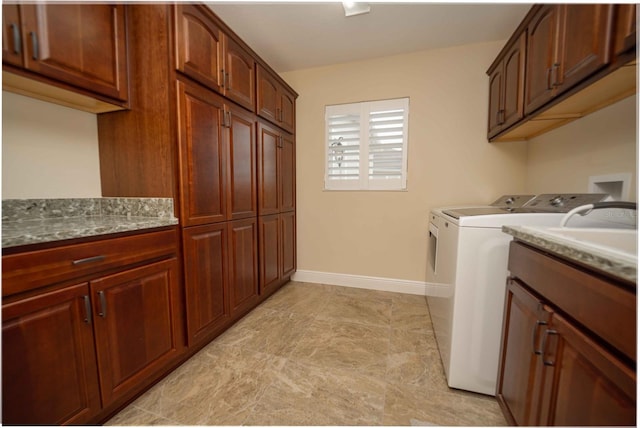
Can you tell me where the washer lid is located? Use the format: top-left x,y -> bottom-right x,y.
442,207 -> 541,219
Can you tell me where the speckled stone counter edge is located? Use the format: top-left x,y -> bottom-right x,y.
2,198 -> 178,249
503,225 -> 637,284
2,198 -> 175,221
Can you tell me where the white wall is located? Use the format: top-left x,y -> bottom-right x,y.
282,41 -> 529,285
2,91 -> 102,198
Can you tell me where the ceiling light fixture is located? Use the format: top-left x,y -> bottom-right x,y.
342,1 -> 370,17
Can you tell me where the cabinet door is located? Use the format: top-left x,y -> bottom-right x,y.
538,313 -> 636,426
224,35 -> 255,111
177,80 -> 227,226
281,211 -> 296,279
259,214 -> 280,293
613,4 -> 637,56
497,278 -> 550,426
228,218 -> 259,314
501,33 -> 526,130
175,4 -> 224,94
555,4 -> 613,93
257,121 -> 280,216
279,88 -> 296,133
2,4 -> 22,67
19,4 -> 128,101
487,65 -> 503,138
183,223 -> 230,346
227,104 -> 257,220
91,259 -> 183,406
2,283 -> 101,425
256,64 -> 279,124
525,5 -> 558,115
280,132 -> 296,212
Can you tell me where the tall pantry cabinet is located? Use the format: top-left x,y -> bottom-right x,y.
98,4 -> 297,349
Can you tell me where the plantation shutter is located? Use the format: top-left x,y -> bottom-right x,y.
325,98 -> 408,190
367,98 -> 408,189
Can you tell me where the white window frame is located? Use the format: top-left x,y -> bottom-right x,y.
324,97 -> 409,191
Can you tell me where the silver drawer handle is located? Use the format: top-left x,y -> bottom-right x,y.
97,291 -> 107,318
72,255 -> 106,265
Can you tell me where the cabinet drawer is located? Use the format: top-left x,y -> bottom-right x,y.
508,241 -> 636,361
3,228 -> 178,297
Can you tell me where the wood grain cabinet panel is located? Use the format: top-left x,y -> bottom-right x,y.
497,242 -> 636,426
90,259 -> 183,407
175,4 -> 224,94
2,228 -> 183,425
177,79 -> 227,226
257,64 -> 296,132
257,121 -> 281,216
175,4 -> 255,111
228,218 -> 259,314
613,4 -> 637,56
281,211 -> 296,278
258,214 -> 280,293
525,5 -> 558,115
2,4 -> 22,67
182,223 -> 230,347
223,36 -> 255,111
488,33 -> 526,138
15,4 -> 128,101
2,283 -> 101,425
227,103 -> 257,220
555,4 -> 613,93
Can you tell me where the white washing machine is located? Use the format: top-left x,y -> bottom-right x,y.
425,193 -> 634,396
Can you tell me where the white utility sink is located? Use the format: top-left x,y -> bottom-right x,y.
543,227 -> 638,259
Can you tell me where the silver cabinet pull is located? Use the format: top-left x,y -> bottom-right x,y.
541,329 -> 558,366
30,31 -> 38,60
97,291 -> 107,318
531,320 -> 547,355
11,23 -> 21,54
72,255 -> 106,265
83,295 -> 92,324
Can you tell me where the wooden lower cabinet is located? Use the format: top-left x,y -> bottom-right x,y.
91,259 -> 183,407
259,212 -> 295,294
182,223 -> 230,347
2,283 -> 101,425
183,219 -> 261,345
2,229 -> 184,425
497,242 -> 636,426
228,218 -> 259,314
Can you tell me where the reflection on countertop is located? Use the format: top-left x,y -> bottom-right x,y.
2,198 -> 178,249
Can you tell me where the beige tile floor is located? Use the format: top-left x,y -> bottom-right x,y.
105,281 -> 507,426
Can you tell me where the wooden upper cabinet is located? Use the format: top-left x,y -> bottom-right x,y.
175,4 -> 255,111
2,283 -> 101,425
175,4 -> 224,93
2,4 -> 22,67
525,5 -> 558,115
613,4 -> 637,57
257,64 -> 296,133
488,32 -> 526,138
177,79 -> 227,226
223,36 -> 255,111
525,4 -> 613,115
15,4 -> 128,101
555,4 -> 613,93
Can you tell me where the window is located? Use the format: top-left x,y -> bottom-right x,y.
325,97 -> 409,190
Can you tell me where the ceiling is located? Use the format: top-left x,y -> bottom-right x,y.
206,2 -> 532,73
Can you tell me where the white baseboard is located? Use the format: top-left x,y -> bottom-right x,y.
291,269 -> 428,295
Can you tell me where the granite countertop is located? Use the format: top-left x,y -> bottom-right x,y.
503,225 -> 637,284
2,198 -> 179,249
